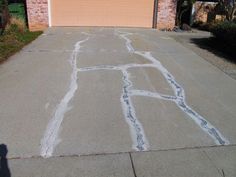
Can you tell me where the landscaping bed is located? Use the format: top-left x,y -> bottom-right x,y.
0,19 -> 42,63
192,20 -> 236,60
210,21 -> 236,59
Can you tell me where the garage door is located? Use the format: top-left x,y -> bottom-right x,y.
51,0 -> 154,28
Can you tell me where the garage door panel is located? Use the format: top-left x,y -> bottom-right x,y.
51,0 -> 154,27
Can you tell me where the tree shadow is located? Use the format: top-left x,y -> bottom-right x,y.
190,37 -> 236,64
0,144 -> 11,177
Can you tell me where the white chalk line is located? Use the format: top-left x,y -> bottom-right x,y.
78,63 -> 155,72
130,90 -> 177,101
116,30 -> 230,145
40,37 -> 89,158
77,29 -> 230,147
78,64 -> 150,151
40,29 -> 229,158
121,69 -> 149,151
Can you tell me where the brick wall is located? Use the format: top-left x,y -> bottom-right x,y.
193,2 -> 217,23
26,0 -> 49,31
157,0 -> 177,30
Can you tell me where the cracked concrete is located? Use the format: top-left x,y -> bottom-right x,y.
40,36 -> 90,158
1,27 -> 236,176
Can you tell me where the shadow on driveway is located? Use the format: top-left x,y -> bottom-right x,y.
190,37 -> 236,64
0,144 -> 11,177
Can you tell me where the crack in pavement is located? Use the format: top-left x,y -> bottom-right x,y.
79,64 -> 150,151
40,36 -> 90,158
78,63 -> 155,72
41,29 -> 229,158
121,69 -> 149,151
116,30 -> 229,146
76,29 -> 230,151
130,90 -> 177,101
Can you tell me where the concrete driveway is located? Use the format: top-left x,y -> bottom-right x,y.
0,27 -> 236,177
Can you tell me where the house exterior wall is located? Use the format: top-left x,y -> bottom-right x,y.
157,0 -> 177,30
26,0 -> 49,31
26,0 -> 177,31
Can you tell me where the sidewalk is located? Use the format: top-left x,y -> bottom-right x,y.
7,145 -> 236,177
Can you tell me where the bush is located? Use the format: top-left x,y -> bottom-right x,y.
192,21 -> 204,28
210,21 -> 236,46
210,21 -> 236,58
0,16 -> 42,62
198,23 -> 214,31
4,17 -> 26,34
192,20 -> 222,31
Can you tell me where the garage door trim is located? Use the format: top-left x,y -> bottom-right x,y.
47,0 -> 52,27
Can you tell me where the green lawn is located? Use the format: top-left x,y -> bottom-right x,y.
0,30 -> 42,63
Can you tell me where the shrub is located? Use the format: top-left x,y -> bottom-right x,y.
192,21 -> 204,28
210,21 -> 236,58
192,20 -> 222,31
210,21 -> 236,45
4,17 -> 26,34
198,23 -> 214,31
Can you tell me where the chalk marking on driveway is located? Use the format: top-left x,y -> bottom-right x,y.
78,64 -> 150,151
130,90 -> 177,101
41,29 -> 229,157
115,30 -> 229,145
121,69 -> 149,151
40,37 -> 89,158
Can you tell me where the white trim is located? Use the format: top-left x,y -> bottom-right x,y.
47,0 -> 52,27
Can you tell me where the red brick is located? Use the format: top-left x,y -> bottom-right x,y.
26,0 -> 49,31
156,0 -> 177,30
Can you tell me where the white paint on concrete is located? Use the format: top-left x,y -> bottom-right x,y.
78,64 -> 150,151
115,30 -> 134,53
40,37 -> 89,158
78,65 -> 121,72
116,30 -> 229,145
130,90 -> 177,101
78,63 -> 155,72
136,51 -> 230,145
120,69 -> 149,151
44,29 -> 229,155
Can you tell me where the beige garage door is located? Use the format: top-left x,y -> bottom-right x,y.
51,0 -> 154,28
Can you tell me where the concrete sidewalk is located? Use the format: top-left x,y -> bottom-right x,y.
0,27 -> 236,177
7,146 -> 236,177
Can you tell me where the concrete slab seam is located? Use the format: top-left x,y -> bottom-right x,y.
7,143 -> 236,160
202,150 -> 225,177
129,153 -> 138,177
